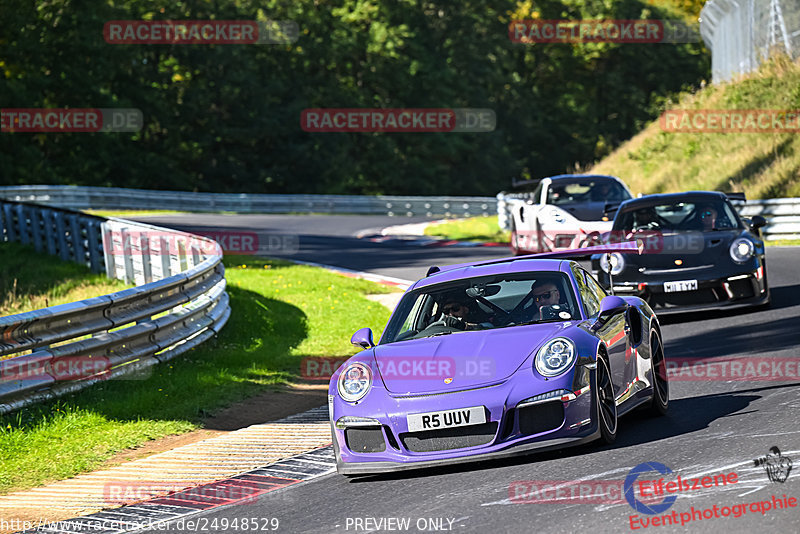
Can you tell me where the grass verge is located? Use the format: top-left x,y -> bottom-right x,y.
590,56 -> 800,199
0,255 -> 397,494
765,239 -> 800,246
424,216 -> 510,243
0,242 -> 129,317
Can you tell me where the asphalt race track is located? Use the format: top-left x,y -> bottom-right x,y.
132,214 -> 800,534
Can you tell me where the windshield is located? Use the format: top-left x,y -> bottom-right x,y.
614,199 -> 741,235
380,272 -> 580,345
547,179 -> 631,206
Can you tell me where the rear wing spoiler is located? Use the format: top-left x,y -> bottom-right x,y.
425,241 -> 642,277
510,178 -> 541,190
724,192 -> 746,202
511,240 -> 642,261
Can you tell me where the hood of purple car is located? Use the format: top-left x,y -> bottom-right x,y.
374,324 -> 566,394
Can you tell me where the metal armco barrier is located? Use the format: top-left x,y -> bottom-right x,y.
0,199 -> 230,415
0,185 -> 497,218
497,193 -> 800,241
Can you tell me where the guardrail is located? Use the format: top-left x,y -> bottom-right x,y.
497,193 -> 800,241
0,199 -> 230,415
0,185 -> 497,218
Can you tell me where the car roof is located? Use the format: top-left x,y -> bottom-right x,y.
618,191 -> 729,212
545,174 -> 623,183
411,258 -> 571,290
411,241 -> 641,290
507,174 -> 624,192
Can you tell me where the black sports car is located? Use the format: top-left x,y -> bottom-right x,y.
591,191 -> 769,312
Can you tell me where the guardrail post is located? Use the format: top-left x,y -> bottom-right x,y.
4,203 -> 17,242
139,231 -> 153,284
189,238 -> 202,268
68,214 -> 84,265
17,205 -> 30,245
43,209 -> 58,255
147,234 -> 171,281
0,204 -> 5,242
176,238 -> 188,273
53,212 -> 70,261
86,219 -> 103,273
30,208 -> 44,252
120,228 -> 135,284
101,222 -> 117,279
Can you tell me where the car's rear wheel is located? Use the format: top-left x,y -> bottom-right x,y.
648,330 -> 669,416
595,355 -> 617,444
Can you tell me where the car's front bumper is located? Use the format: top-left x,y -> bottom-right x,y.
333,426 -> 600,475
594,265 -> 769,312
330,364 -> 600,475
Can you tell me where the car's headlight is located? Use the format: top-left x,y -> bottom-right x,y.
729,238 -> 754,263
599,252 -> 625,275
337,362 -> 372,402
535,338 -> 577,377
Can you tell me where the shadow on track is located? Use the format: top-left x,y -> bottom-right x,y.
658,281 -> 800,326
664,313 -> 800,359
346,383 -> 799,483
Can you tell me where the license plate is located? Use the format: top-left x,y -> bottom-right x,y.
406,406 -> 485,432
664,279 -> 698,293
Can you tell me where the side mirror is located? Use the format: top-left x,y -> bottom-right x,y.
350,327 -> 375,349
591,295 -> 629,331
750,215 -> 767,230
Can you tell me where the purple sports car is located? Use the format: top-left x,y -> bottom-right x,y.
329,244 -> 668,475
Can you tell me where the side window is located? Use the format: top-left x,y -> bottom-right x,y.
571,264 -> 600,317
532,182 -> 544,204
398,294 -> 428,337
584,270 -> 608,303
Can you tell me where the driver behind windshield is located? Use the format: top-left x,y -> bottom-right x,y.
530,280 -> 563,320
434,294 -> 480,331
698,203 -> 719,231
633,207 -> 660,231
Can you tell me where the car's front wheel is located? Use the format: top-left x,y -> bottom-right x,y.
595,355 -> 618,444
648,330 -> 669,416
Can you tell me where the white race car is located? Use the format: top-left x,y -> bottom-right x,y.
508,174 -> 633,255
